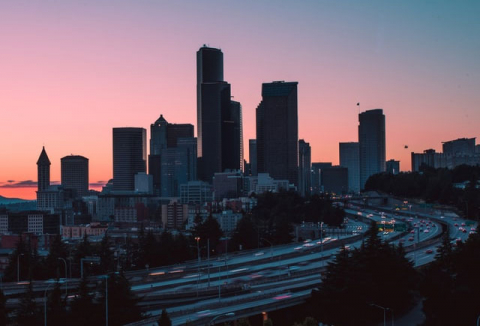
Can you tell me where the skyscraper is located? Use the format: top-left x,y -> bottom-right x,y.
113,128 -> 146,191
149,114 -> 194,195
298,139 -> 311,197
311,162 -> 332,194
197,45 -> 242,182
339,142 -> 360,194
358,109 -> 386,189
160,137 -> 197,197
249,139 -> 257,176
256,81 -> 298,186
61,155 -> 89,197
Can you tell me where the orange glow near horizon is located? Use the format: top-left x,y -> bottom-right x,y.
1,1 -> 479,200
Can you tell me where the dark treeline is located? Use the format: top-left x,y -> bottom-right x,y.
230,191 -> 345,251
420,229 -> 480,325
365,164 -> 480,220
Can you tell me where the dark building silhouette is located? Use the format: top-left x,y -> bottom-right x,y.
298,139 -> 311,197
37,146 -> 50,192
249,139 -> 257,176
256,81 -> 298,186
339,142 -> 360,193
113,128 -> 146,191
386,159 -> 400,175
311,162 -> 332,194
61,155 -> 89,197
359,109 -> 386,190
149,115 -> 194,195
322,166 -> 348,195
197,46 -> 242,182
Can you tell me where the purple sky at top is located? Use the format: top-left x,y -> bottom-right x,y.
1,0 -> 479,199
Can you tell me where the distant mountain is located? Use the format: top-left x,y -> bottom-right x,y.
0,195 -> 32,205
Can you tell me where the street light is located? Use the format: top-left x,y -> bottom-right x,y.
370,303 -> 393,326
17,253 -> 24,282
195,237 -> 201,297
99,272 -> 118,326
57,257 -> 67,296
209,312 -> 235,325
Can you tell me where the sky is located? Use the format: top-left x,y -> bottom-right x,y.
1,0 -> 479,200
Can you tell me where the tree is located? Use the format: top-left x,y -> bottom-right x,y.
158,309 -> 172,326
46,281 -> 67,326
45,234 -> 68,279
0,288 -> 7,326
308,222 -> 417,325
96,234 -> 114,274
69,277 -> 100,326
421,230 -> 480,325
16,282 -> 41,326
231,214 -> 259,250
293,317 -> 317,326
98,272 -> 142,325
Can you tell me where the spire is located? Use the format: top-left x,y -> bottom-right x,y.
37,146 -> 51,165
154,114 -> 168,126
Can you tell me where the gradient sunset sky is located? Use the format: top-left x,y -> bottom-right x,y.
1,1 -> 479,200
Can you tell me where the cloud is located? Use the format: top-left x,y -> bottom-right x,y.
0,180 -> 37,188
90,181 -> 107,187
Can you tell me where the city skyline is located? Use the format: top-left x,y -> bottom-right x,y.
1,1 -> 479,199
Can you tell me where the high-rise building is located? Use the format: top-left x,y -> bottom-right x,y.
61,155 -> 89,197
113,128 -> 146,191
442,138 -> 475,155
256,81 -> 298,186
311,162 -> 332,194
386,159 -> 400,175
249,139 -> 257,176
322,166 -> 348,195
37,146 -> 50,192
298,139 -> 311,197
149,115 -> 194,195
358,109 -> 386,190
197,46 -> 242,182
339,142 -> 360,194
160,137 -> 197,197
229,100 -> 243,172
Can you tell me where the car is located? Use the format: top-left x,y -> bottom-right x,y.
461,223 -> 466,226
424,229 -> 429,233
410,230 -> 415,234
408,237 -> 414,241
454,223 -> 459,227
425,249 -> 433,254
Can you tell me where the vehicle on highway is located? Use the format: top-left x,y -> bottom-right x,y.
425,249 -> 433,254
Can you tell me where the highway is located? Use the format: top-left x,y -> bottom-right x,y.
1,198 -> 476,326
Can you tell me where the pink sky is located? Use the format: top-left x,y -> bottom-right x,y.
1,1 -> 479,200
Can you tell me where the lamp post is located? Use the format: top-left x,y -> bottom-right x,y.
57,257 -> 68,296
17,253 -> 24,282
99,272 -> 117,326
209,312 -> 235,325
370,303 -> 387,326
195,237 -> 200,296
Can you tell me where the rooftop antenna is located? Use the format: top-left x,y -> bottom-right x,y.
357,102 -> 360,115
